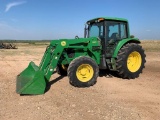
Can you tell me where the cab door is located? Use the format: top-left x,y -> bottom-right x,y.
105,21 -> 128,57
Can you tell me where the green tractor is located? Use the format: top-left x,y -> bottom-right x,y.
16,17 -> 146,95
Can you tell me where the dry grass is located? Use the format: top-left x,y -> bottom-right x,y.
2,40 -> 159,54
16,42 -> 49,47
141,40 -> 160,52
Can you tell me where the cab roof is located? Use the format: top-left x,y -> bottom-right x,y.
87,17 -> 128,23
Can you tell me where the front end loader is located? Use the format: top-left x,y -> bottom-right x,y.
16,17 -> 146,95
16,38 -> 101,94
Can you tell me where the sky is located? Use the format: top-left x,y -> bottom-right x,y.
0,0 -> 160,40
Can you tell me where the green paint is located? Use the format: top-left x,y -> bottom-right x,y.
16,62 -> 46,94
16,37 -> 101,95
112,38 -> 140,58
87,17 -> 128,23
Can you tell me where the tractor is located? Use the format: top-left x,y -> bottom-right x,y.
16,17 -> 146,95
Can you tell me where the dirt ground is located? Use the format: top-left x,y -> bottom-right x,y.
0,44 -> 160,120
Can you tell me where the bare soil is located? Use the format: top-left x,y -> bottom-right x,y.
0,45 -> 160,120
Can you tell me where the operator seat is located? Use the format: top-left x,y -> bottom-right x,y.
110,33 -> 119,40
109,33 -> 119,44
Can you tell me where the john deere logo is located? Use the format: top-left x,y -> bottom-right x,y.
61,41 -> 66,46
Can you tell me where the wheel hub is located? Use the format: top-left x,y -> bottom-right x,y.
76,64 -> 94,82
127,51 -> 142,72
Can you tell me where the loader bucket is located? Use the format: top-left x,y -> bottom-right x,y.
16,62 -> 46,95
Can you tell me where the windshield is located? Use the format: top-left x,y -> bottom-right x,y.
88,22 -> 104,38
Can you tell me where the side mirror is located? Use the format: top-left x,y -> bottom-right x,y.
75,36 -> 79,39
84,24 -> 88,38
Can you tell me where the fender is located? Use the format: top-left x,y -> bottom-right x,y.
112,38 -> 140,58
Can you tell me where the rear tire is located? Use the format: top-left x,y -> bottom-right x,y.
116,43 -> 146,79
67,56 -> 99,87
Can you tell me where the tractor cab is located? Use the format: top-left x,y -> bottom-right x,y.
85,17 -> 130,57
85,17 -> 129,42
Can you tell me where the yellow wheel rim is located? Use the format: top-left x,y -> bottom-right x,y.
76,64 -> 94,82
127,51 -> 142,72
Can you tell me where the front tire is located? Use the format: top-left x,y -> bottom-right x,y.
67,56 -> 99,87
116,43 -> 146,79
